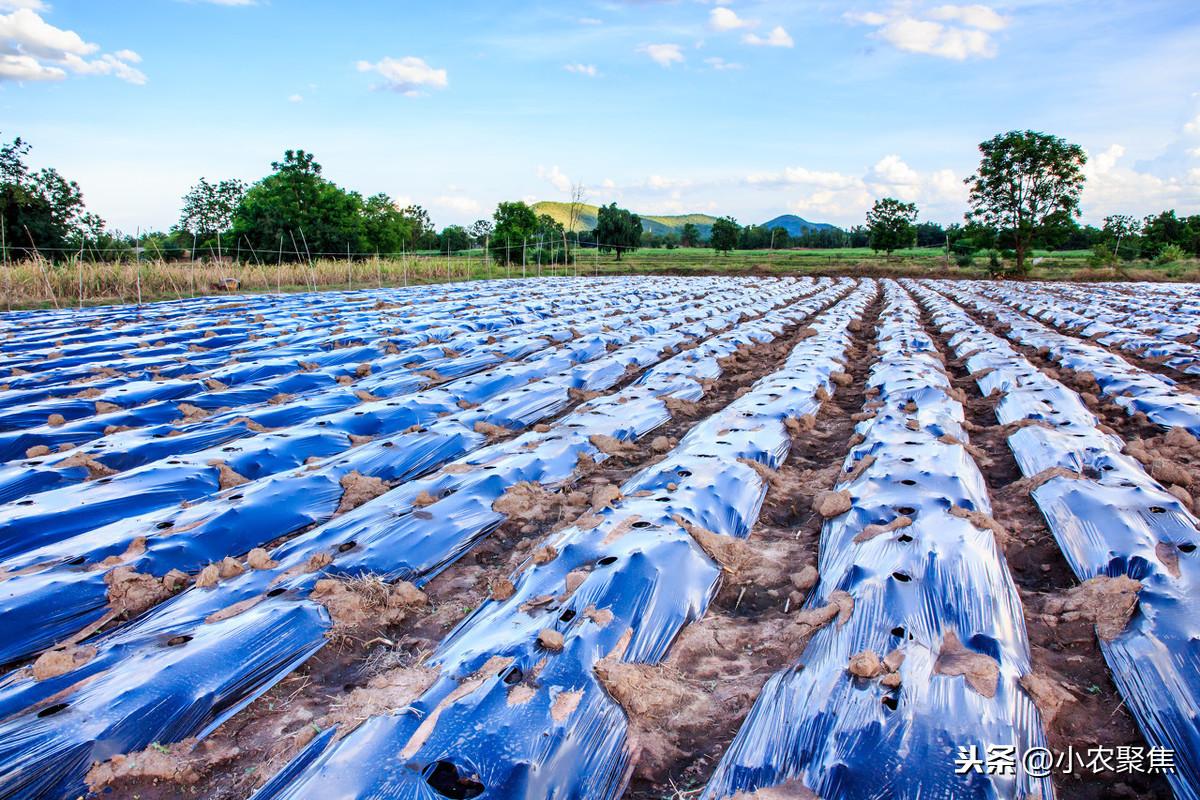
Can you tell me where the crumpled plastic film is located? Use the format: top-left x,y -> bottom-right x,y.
0,281 -> 797,560
914,280 -> 1200,800
946,281 -> 1200,437
702,280 -> 1052,800
0,280 -> 821,668
246,281 -> 876,800
0,278 -> 842,800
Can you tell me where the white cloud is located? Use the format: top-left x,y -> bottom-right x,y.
537,165 -> 572,193
710,7 -> 752,32
639,43 -> 684,67
0,0 -> 46,10
578,17 -> 602,26
743,25 -> 793,48
1185,113 -> 1200,135
0,8 -> 96,59
356,56 -> 447,96
928,4 -> 1008,32
432,194 -> 481,215
846,4 -> 1007,60
1081,143 -> 1200,219
746,155 -> 965,220
704,56 -> 743,71
60,51 -> 146,84
0,9 -> 145,83
564,62 -> 598,77
0,51 -> 60,80
288,93 -> 303,103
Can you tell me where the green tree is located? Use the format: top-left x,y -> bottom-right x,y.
915,221 -> 946,247
1102,214 -> 1140,261
491,201 -> 539,265
593,203 -> 642,261
176,177 -> 246,255
964,130 -> 1087,274
439,225 -> 471,253
232,149 -> 367,261
468,219 -> 493,244
680,222 -> 701,247
866,197 -> 918,255
361,193 -> 413,255
710,216 -> 740,254
1,134 -> 95,260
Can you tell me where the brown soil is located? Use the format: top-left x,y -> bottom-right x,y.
928,304 -> 1173,799
622,292 -> 881,799
101,293 -> 841,800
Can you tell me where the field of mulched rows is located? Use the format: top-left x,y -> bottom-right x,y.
0,276 -> 1198,800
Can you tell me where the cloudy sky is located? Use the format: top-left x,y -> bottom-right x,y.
4,0 -> 1200,233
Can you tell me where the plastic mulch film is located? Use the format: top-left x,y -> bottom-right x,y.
246,281 -> 876,800
951,281 -> 1200,437
0,280 -> 820,668
702,280 -> 1052,800
988,281 -> 1200,375
915,280 -> 1200,800
0,279 -> 841,800
0,280 -> 779,560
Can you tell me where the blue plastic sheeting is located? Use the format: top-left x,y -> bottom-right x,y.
915,281 -> 1200,800
0,281 -> 817,667
0,278 -> 664,463
248,281 -> 876,800
946,282 -> 1200,438
703,280 -> 1052,800
0,283 -> 763,560
989,282 -> 1200,375
0,278 -> 835,800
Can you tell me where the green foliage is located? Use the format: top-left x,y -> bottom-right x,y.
438,225 -> 471,253
490,201 -> 539,264
1,134 -> 95,260
986,249 -> 1005,277
1155,244 -> 1186,265
680,222 -> 700,248
866,197 -> 918,255
1088,244 -> 1118,268
593,203 -> 642,261
232,150 -> 368,260
1141,210 -> 1199,258
915,221 -> 946,247
710,216 -> 739,254
176,178 -> 246,254
965,130 -> 1087,274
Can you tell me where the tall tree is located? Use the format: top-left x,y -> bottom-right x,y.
1,134 -> 95,260
491,201 -> 538,265
964,130 -> 1087,274
176,178 -> 246,253
232,149 -> 367,261
866,197 -> 918,255
680,222 -> 700,248
1102,214 -> 1140,260
593,203 -> 642,261
710,216 -> 740,254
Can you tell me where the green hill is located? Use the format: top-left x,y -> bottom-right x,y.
532,202 -> 720,237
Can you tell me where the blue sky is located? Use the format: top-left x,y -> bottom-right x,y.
4,0 -> 1200,233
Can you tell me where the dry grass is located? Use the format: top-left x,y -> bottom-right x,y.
0,254 -> 549,309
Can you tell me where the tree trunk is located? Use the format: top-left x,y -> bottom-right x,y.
1015,238 -> 1026,274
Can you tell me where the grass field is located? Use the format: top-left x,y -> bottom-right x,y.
2,246 -> 1197,310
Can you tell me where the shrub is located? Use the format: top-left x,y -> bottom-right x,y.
1088,244 -> 1117,268
1155,244 -> 1185,266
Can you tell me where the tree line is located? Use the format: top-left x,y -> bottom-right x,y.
3,129 -> 1198,275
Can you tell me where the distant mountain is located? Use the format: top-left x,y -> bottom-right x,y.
532,202 -> 720,238
758,215 -> 838,236
532,203 -> 836,240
